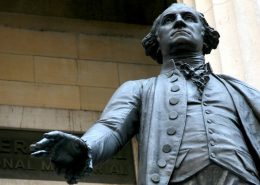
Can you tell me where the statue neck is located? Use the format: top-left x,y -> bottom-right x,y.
162,53 -> 205,68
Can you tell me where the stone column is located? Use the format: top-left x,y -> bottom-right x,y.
181,0 -> 196,7
194,0 -> 222,73
211,0 -> 245,80
232,0 -> 260,89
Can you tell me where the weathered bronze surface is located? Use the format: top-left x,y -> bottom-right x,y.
31,3 -> 260,185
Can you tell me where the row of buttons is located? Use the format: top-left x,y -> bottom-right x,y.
203,104 -> 217,160
162,75 -> 180,156
201,90 -> 256,178
151,75 -> 180,183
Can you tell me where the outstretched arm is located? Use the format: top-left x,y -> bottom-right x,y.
30,80 -> 142,184
82,80 -> 142,165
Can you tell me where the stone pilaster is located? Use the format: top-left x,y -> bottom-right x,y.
194,0 -> 222,73
232,0 -> 260,89
210,0 -> 245,80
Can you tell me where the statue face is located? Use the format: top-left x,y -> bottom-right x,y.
157,4 -> 204,55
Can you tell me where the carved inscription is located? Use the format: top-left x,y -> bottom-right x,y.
0,129 -> 136,184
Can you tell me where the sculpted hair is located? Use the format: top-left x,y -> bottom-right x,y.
142,5 -> 220,64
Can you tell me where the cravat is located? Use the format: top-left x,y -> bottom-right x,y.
176,62 -> 211,95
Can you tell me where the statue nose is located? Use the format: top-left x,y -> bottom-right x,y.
173,15 -> 186,29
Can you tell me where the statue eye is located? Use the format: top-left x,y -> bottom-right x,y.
162,16 -> 175,25
183,13 -> 197,22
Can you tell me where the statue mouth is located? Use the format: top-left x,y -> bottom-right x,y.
171,30 -> 191,37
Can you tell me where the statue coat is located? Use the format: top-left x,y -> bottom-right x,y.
82,71 -> 260,185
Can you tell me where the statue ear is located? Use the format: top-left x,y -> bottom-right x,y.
201,30 -> 205,36
155,30 -> 160,42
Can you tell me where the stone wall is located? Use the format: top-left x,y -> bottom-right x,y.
0,13 -> 160,112
0,13 -> 160,185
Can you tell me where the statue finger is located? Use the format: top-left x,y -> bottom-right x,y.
65,171 -> 78,185
66,176 -> 78,185
30,144 -> 38,152
43,131 -> 64,140
31,150 -> 49,157
31,138 -> 55,151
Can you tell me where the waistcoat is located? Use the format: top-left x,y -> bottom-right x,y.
170,75 -> 259,184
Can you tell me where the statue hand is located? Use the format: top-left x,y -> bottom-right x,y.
30,131 -> 93,184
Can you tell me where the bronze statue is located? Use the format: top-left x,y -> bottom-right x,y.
30,3 -> 260,185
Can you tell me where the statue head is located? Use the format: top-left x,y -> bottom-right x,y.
142,3 -> 220,64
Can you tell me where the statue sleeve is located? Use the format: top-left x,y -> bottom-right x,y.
81,80 -> 142,166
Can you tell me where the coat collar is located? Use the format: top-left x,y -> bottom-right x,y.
160,59 -> 213,77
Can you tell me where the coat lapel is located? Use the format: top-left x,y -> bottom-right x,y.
214,74 -> 260,159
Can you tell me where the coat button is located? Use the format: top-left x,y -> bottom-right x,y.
151,173 -> 160,183
171,85 -> 180,92
162,144 -> 172,153
167,127 -> 176,135
157,159 -> 167,168
205,93 -> 210,97
210,153 -> 216,158
169,97 -> 179,105
203,102 -> 208,106
171,75 -> 178,82
208,128 -> 214,134
166,71 -> 174,78
209,140 -> 215,146
169,111 -> 178,120
205,110 -> 211,114
207,119 -> 213,124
